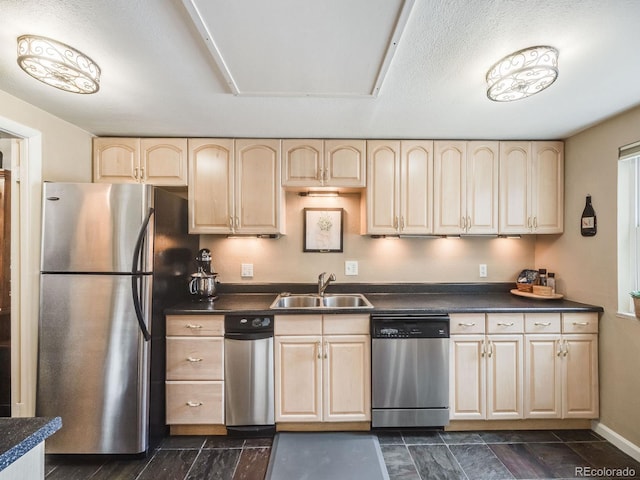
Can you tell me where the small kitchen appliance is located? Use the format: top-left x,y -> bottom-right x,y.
188,248 -> 218,301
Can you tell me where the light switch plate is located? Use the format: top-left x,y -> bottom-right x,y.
345,260 -> 358,276
479,264 -> 487,278
241,263 -> 254,278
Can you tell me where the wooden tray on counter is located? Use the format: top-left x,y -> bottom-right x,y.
510,289 -> 564,300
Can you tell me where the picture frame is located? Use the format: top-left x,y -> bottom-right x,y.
303,208 -> 344,252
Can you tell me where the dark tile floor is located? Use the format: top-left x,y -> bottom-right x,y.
44,430 -> 640,480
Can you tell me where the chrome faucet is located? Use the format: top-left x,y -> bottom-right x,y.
318,272 -> 336,296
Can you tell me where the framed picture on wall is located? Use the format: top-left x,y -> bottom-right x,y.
303,208 -> 344,252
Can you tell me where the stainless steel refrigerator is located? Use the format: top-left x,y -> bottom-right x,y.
36,182 -> 197,454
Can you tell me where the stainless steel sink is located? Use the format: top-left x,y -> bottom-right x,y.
270,293 -> 373,309
322,294 -> 373,308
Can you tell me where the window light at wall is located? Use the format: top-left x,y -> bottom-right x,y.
486,46 -> 558,102
17,35 -> 101,94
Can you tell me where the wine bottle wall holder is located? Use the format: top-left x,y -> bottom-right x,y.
581,194 -> 597,237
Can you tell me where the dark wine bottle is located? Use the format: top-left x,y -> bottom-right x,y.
581,194 -> 597,236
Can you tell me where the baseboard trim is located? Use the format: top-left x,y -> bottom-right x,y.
446,419 -> 592,431
591,421 -> 640,463
276,422 -> 371,432
170,424 -> 227,436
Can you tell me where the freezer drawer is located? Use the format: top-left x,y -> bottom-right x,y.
36,273 -> 150,454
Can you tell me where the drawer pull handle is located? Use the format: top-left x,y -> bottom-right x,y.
186,401 -> 203,407
497,322 -> 515,327
458,322 -> 476,327
534,322 -> 551,326
185,324 -> 203,329
187,357 -> 203,363
573,321 -> 589,326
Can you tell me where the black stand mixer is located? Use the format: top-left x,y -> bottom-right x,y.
189,248 -> 218,302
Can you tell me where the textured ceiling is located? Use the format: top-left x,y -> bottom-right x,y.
1,0 -> 640,140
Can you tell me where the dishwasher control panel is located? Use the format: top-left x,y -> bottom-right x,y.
371,315 -> 449,338
225,315 -> 274,334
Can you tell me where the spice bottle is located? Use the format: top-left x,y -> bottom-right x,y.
538,268 -> 547,286
547,273 -> 556,294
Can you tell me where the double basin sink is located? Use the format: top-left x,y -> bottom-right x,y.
270,293 -> 373,309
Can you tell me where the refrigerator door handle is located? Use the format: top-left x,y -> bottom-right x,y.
131,207 -> 155,342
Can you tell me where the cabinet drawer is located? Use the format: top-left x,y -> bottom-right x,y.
525,313 -> 561,333
167,315 -> 224,336
450,314 -> 485,334
166,381 -> 224,424
487,313 -> 524,333
275,315 -> 323,335
562,313 -> 598,334
323,314 -> 369,335
167,337 -> 223,380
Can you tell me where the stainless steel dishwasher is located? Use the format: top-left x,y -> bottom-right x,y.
224,315 -> 275,436
371,314 -> 450,428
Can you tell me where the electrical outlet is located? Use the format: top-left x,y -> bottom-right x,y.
345,260 -> 359,276
479,264 -> 488,278
241,263 -> 254,278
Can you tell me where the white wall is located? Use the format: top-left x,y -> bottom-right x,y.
536,104 -> 640,448
202,192 -> 535,284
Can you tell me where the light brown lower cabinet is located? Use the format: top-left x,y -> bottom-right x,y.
450,312 -> 599,422
274,314 -> 371,424
165,315 -> 225,426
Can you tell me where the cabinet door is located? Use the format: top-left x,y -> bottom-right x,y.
531,141 -> 564,233
499,141 -> 531,234
188,139 -> 234,234
400,140 -> 433,234
93,137 -> 139,183
524,334 -> 562,418
562,334 -> 598,418
235,139 -> 283,234
140,138 -> 188,186
434,141 -> 466,234
450,335 -> 486,420
466,141 -> 498,234
282,139 -> 323,187
323,335 -> 371,422
365,140 -> 400,234
275,335 -> 322,422
324,140 -> 366,187
486,334 -> 523,420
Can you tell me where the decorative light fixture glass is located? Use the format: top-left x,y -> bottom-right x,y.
486,46 -> 558,102
17,35 -> 101,94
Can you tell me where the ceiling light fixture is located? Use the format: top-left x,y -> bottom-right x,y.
17,35 -> 101,94
486,45 -> 558,102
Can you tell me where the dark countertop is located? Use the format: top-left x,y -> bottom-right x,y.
0,417 -> 62,472
166,283 -> 603,316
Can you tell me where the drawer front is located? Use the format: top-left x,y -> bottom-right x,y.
166,381 -> 224,424
525,313 -> 561,333
562,312 -> 599,334
167,337 -> 223,380
275,315 -> 323,335
323,314 -> 370,335
450,314 -> 485,334
487,313 -> 524,334
167,315 -> 224,336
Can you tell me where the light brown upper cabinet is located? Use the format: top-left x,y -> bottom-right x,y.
93,137 -> 187,186
434,141 -> 499,235
282,139 -> 366,188
364,140 -> 433,235
499,141 -> 564,234
188,138 -> 285,235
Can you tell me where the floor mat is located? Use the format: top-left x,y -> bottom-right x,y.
265,432 -> 390,480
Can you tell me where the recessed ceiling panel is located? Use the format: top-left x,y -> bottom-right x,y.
183,0 -> 414,97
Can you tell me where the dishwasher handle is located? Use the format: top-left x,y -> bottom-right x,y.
225,332 -> 274,341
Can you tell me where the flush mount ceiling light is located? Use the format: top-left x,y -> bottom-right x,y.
17,35 -> 101,94
486,45 -> 558,102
